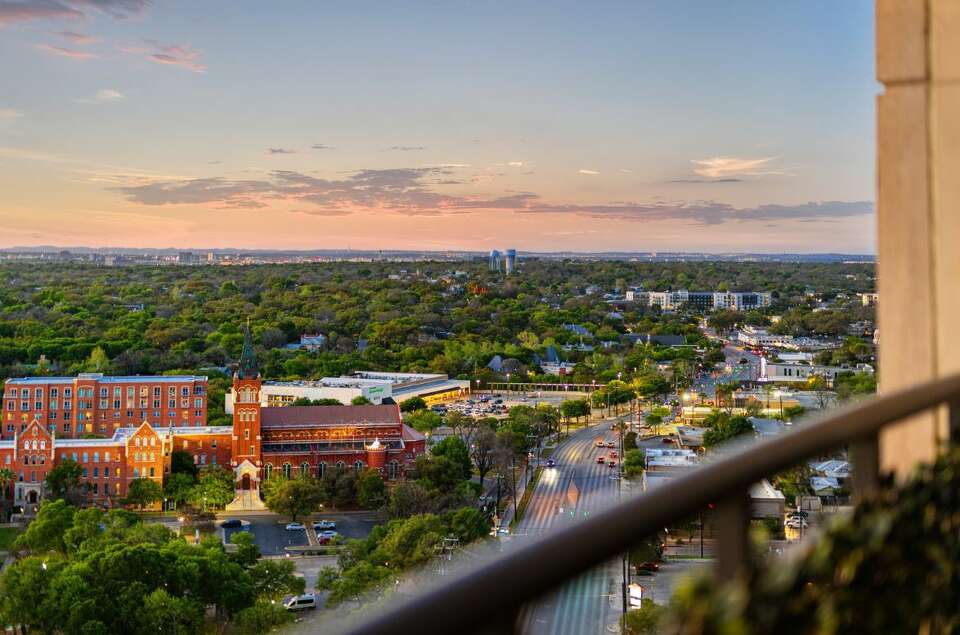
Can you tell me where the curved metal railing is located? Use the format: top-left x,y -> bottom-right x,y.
342,374 -> 960,634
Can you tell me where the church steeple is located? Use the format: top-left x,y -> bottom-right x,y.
237,320 -> 259,379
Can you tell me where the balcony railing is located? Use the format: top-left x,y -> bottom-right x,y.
342,374 -> 960,635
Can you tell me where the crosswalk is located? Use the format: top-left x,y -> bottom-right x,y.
516,422 -> 625,634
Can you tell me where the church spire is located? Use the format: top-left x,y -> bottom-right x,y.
237,319 -> 259,379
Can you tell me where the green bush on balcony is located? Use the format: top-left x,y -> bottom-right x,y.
663,447 -> 960,634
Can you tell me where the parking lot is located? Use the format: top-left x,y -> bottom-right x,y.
439,391 -> 591,419
221,513 -> 379,555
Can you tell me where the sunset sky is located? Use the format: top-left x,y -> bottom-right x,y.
0,1 -> 876,253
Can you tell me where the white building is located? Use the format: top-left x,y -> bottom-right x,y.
225,372 -> 469,413
760,358 -> 874,385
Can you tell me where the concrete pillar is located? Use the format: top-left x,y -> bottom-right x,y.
877,1 -> 960,474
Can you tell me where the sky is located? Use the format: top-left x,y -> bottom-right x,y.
0,0 -> 877,253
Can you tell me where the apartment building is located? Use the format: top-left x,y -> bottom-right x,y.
2,374 -> 208,439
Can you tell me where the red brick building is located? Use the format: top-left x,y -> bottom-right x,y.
228,329 -> 425,508
2,374 -> 208,439
0,329 -> 426,512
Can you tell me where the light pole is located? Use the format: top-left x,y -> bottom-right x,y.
681,392 -> 691,423
774,390 -> 783,420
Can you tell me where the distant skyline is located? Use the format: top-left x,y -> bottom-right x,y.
0,1 -> 876,252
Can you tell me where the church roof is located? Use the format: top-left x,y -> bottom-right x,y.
237,323 -> 259,380
260,404 -> 402,429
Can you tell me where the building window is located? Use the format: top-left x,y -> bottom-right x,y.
388,461 -> 399,480
282,463 -> 292,479
336,461 -> 345,471
300,462 -> 310,477
353,460 -> 364,472
264,464 -> 273,480
317,462 -> 325,479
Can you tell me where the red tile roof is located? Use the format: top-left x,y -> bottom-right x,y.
260,404 -> 401,428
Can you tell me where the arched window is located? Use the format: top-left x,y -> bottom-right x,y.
82,452 -> 88,463
282,463 -> 292,479
317,462 -> 325,479
335,461 -> 345,471
133,468 -> 139,478
264,464 -> 273,480
93,452 -> 99,463
300,462 -> 310,477
388,460 -> 399,481
353,460 -> 364,472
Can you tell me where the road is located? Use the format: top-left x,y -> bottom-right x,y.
516,418 -> 628,635
693,343 -> 762,398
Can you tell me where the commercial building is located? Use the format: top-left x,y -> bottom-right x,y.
488,248 -> 518,274
760,358 -> 874,386
224,372 -> 469,412
638,290 -> 772,312
2,374 -> 208,440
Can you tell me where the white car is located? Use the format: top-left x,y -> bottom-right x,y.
313,520 -> 336,530
285,522 -> 306,531
284,594 -> 317,611
784,517 -> 809,529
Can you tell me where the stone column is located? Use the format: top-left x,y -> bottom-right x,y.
877,0 -> 960,474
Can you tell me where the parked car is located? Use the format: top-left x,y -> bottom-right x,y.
662,437 -> 675,444
318,530 -> 339,544
785,517 -> 809,529
284,594 -> 317,611
313,520 -> 336,530
285,522 -> 306,531
220,518 -> 243,529
636,561 -> 660,573
596,456 -> 605,464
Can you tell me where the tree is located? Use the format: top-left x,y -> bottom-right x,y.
264,477 -> 325,522
415,454 -> 464,492
170,450 -> 199,478
703,414 -> 755,448
623,449 -> 645,479
471,426 -> 497,490
387,481 -> 433,518
248,558 -> 305,600
405,409 -> 442,433
0,467 -> 13,521
356,469 -> 387,509
12,498 -> 75,554
45,460 -> 87,505
164,472 -> 196,508
124,478 -> 163,510
400,396 -> 427,412
624,601 -> 664,634
430,437 -> 472,481
234,601 -> 292,635
142,588 -> 205,635
447,507 -> 489,543
86,346 -> 110,373
189,466 -> 236,510
229,531 -> 260,567
351,395 -> 373,405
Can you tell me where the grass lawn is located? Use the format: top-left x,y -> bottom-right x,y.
0,526 -> 22,551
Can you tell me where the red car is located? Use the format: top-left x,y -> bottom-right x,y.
596,456 -> 605,464
609,451 -> 618,459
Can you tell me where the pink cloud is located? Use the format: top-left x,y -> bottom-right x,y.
0,0 -> 148,26
56,30 -> 97,44
35,43 -> 97,59
121,39 -> 206,72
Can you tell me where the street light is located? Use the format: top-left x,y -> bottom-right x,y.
774,390 -> 784,420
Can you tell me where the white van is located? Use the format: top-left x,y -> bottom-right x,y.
284,594 -> 317,611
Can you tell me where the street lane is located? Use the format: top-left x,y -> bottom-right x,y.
517,419 -> 627,635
